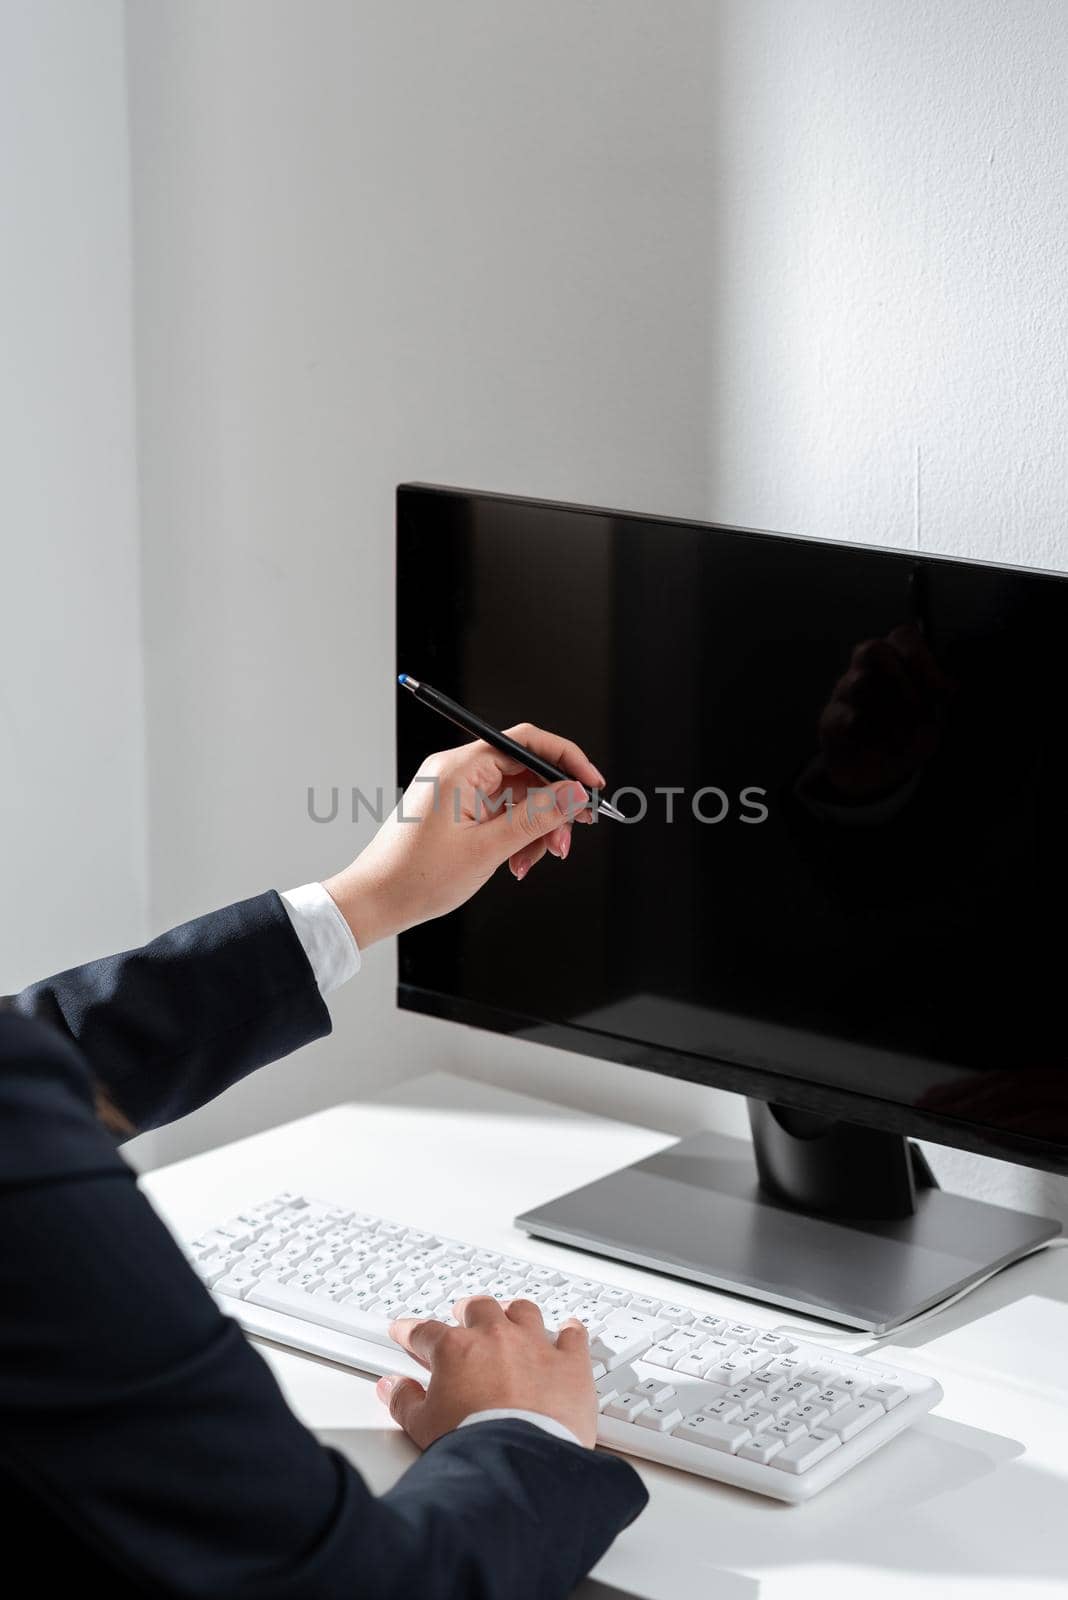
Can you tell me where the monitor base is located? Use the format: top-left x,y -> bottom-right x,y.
515,1129 -> 1061,1333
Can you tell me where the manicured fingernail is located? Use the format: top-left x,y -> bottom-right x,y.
560,830 -> 571,860
376,1376 -> 394,1398
515,862 -> 528,881
556,781 -> 587,818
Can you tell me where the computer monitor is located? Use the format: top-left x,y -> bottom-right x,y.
396,484 -> 1066,1330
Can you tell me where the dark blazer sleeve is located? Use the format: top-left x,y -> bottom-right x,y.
0,1015 -> 647,1598
6,891 -> 331,1131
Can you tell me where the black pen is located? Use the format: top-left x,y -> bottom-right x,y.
397,674 -> 626,821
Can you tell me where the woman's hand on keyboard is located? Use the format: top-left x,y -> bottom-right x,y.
377,1295 -> 599,1449
322,725 -> 603,950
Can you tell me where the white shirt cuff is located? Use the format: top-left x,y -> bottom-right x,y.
279,883 -> 361,997
458,1409 -> 584,1448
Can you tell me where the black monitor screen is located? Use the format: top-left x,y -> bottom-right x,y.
397,485 -> 1068,1175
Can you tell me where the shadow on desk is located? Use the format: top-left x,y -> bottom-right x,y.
315,1410 -> 1064,1596
623,1413 -> 1068,1587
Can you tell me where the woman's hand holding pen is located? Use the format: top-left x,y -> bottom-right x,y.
322,723 -> 605,951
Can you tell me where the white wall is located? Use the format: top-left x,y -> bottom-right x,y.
1,1 -> 147,988
125,1 -> 1068,1227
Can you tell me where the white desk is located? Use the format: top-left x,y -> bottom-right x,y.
143,1072 -> 1068,1600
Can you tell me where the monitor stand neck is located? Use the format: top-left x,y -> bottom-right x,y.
516,1096 -> 1060,1333
747,1100 -> 937,1222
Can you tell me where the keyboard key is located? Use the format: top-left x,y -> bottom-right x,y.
753,1393 -> 799,1421
635,1403 -> 685,1433
290,1271 -> 325,1294
628,1295 -> 663,1316
658,1305 -> 694,1325
188,1231 -> 235,1259
691,1313 -> 727,1339
866,1382 -> 907,1411
376,1244 -> 412,1267
794,1402 -> 830,1431
457,1269 -> 494,1292
214,1266 -> 260,1298
673,1416 -> 752,1454
746,1370 -> 787,1397
806,1368 -> 838,1390
197,1251 -> 239,1285
636,1378 -> 676,1403
737,1407 -> 775,1435
737,1436 -> 785,1465
594,1368 -> 619,1402
767,1418 -> 808,1446
541,1298 -> 578,1328
604,1392 -> 650,1423
321,1283 -> 357,1303
697,1335 -> 738,1361
405,1294 -> 442,1319
522,1286 -> 556,1307
824,1399 -> 885,1441
374,1292 -> 410,1318
589,1327 -> 654,1371
722,1383 -> 759,1405
704,1399 -> 743,1421
214,1222 -> 254,1248
343,1285 -> 381,1308
832,1372 -> 871,1398
754,1332 -> 795,1352
526,1266 -> 562,1286
605,1308 -> 671,1340
770,1431 -> 841,1473
598,1287 -> 631,1308
767,1355 -> 807,1378
703,1358 -> 751,1384
484,1275 -> 525,1299
439,1242 -> 473,1260
781,1380 -> 819,1406
247,1280 -> 396,1346
645,1334 -> 697,1369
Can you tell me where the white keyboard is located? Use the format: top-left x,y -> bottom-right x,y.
183,1191 -> 942,1503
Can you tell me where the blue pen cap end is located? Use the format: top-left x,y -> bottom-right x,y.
397,673 -> 409,687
